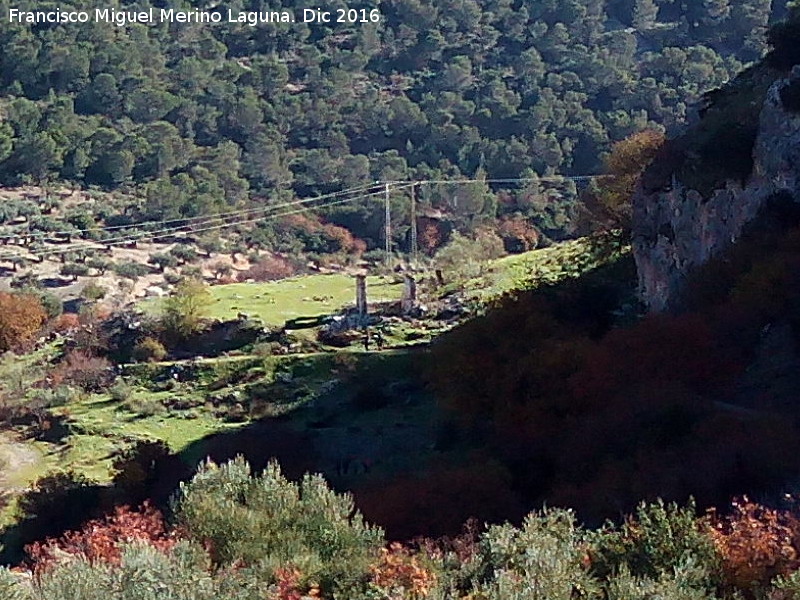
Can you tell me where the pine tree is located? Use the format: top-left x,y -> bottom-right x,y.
633,0 -> 659,30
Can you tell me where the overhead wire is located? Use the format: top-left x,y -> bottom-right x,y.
0,183 -> 415,262
1,174 -> 605,240
0,182 -> 381,241
0,173 -> 605,261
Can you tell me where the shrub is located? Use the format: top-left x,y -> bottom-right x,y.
589,499 -> 720,587
434,230 -> 505,281
238,255 -> 296,282
775,568 -> 800,599
211,261 -> 233,280
25,502 -> 176,572
52,350 -> 113,392
108,379 -> 134,402
71,305 -> 111,355
36,292 -> 63,320
148,252 -> 179,272
706,498 -> 800,594
498,215 -> 540,253
161,279 -> 211,341
474,508 -> 598,600
113,261 -> 150,280
10,272 -> 41,290
172,457 -> 384,594
605,564 -> 717,600
29,385 -> 79,408
169,244 -> 199,264
86,257 -> 111,275
593,129 -> 665,231
369,543 -> 437,599
0,292 -> 48,352
81,282 -> 106,301
123,397 -> 166,418
180,265 -> 203,280
52,313 -> 80,333
132,337 -> 167,363
60,263 -> 89,281
26,542 -> 221,600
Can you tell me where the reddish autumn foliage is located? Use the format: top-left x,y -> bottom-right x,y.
273,567 -> 304,600
497,215 -> 540,253
0,291 -> 47,352
369,543 -> 437,598
238,255 -> 297,282
279,214 -> 366,255
418,221 -> 444,254
320,223 -> 363,254
25,502 -> 177,573
50,350 -> 112,392
52,312 -> 80,333
706,499 -> 800,594
270,567 -> 320,600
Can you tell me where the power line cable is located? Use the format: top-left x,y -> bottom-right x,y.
0,182 -> 381,241
0,174 -> 606,240
0,184 -> 414,262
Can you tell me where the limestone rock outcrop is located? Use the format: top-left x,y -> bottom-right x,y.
632,66 -> 800,311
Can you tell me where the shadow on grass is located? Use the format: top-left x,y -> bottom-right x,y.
285,314 -> 330,330
80,397 -> 119,409
0,482 -> 107,566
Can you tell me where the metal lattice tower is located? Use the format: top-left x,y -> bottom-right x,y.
410,182 -> 418,266
384,183 -> 391,265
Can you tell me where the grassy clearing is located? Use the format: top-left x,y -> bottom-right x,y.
451,235 -> 630,302
147,274 -> 404,326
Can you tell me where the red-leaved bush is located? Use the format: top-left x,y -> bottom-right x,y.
0,291 -> 47,352
497,215 -> 540,253
238,255 -> 296,282
369,542 -> 437,598
707,498 -> 800,593
50,350 -> 112,392
52,313 -> 81,334
25,502 -> 177,573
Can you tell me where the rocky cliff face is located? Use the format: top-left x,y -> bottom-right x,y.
632,66 -> 800,312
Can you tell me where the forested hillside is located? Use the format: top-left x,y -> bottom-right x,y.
0,0 -> 788,244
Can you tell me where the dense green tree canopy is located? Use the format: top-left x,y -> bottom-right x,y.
0,0 -> 789,241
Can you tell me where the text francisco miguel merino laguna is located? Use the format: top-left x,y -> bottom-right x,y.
6,6 -> 382,26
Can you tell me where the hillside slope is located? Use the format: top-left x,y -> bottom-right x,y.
0,0 -> 787,247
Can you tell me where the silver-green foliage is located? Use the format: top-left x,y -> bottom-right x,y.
589,499 -> 720,587
0,542 -> 265,600
172,456 -> 384,592
606,562 -> 720,600
774,568 -> 800,598
473,508 -> 600,600
0,568 -> 33,600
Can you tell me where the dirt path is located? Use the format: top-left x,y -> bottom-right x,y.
0,433 -> 43,494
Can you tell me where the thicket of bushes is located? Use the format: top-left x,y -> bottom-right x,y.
5,457 -> 800,600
